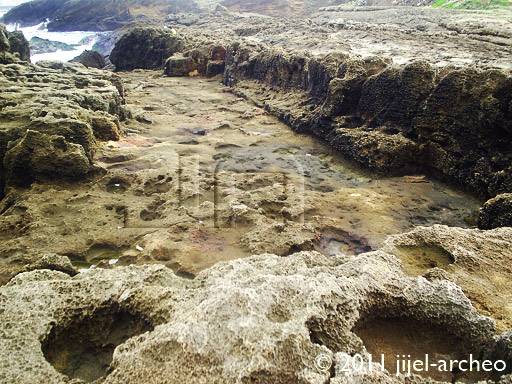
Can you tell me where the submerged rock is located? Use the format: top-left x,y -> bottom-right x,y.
479,193 -> 512,230
29,36 -> 76,54
110,27 -> 185,71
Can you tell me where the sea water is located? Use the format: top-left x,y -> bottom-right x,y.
1,5 -> 97,63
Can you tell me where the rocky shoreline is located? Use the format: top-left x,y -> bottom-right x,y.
0,4 -> 511,384
0,25 -> 127,195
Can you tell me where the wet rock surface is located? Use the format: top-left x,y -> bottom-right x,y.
29,36 -> 77,55
104,7 -> 512,198
216,42 -> 511,199
0,72 -> 480,288
0,6 -> 511,384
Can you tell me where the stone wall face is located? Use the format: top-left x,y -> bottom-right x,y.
223,43 -> 512,199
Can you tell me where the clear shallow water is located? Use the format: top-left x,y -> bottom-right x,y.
2,6 -> 97,62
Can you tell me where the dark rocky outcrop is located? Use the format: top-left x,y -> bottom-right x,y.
110,27 -> 185,71
479,193 -> 512,229
0,25 -> 30,64
6,31 -> 30,62
2,0 -> 132,31
29,36 -> 76,54
71,50 -> 106,69
1,0 -> 200,32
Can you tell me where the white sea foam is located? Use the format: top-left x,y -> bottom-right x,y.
2,7 -> 98,63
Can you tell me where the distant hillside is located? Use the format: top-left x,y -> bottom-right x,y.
1,0 -> 200,31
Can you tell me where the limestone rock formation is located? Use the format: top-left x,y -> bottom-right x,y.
1,250 -> 510,383
479,193 -> 512,229
221,42 -> 512,197
110,27 -> 185,71
143,8 -> 511,198
164,53 -> 197,76
71,49 -> 107,69
383,225 -> 512,331
4,130 -> 92,186
0,60 -> 127,194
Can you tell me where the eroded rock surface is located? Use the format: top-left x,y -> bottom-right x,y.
384,225 -> 512,332
0,250 -> 510,383
107,9 -> 512,199
0,24 -> 30,64
0,72 -> 480,289
0,8 -> 511,383
0,60 -> 127,193
479,193 -> 512,229
221,45 -> 512,198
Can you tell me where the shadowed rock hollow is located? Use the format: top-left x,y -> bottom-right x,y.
1,242 -> 511,383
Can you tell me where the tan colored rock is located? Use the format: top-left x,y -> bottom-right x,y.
4,130 -> 92,187
0,61 -> 126,192
383,225 -> 512,332
0,250 -> 505,383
